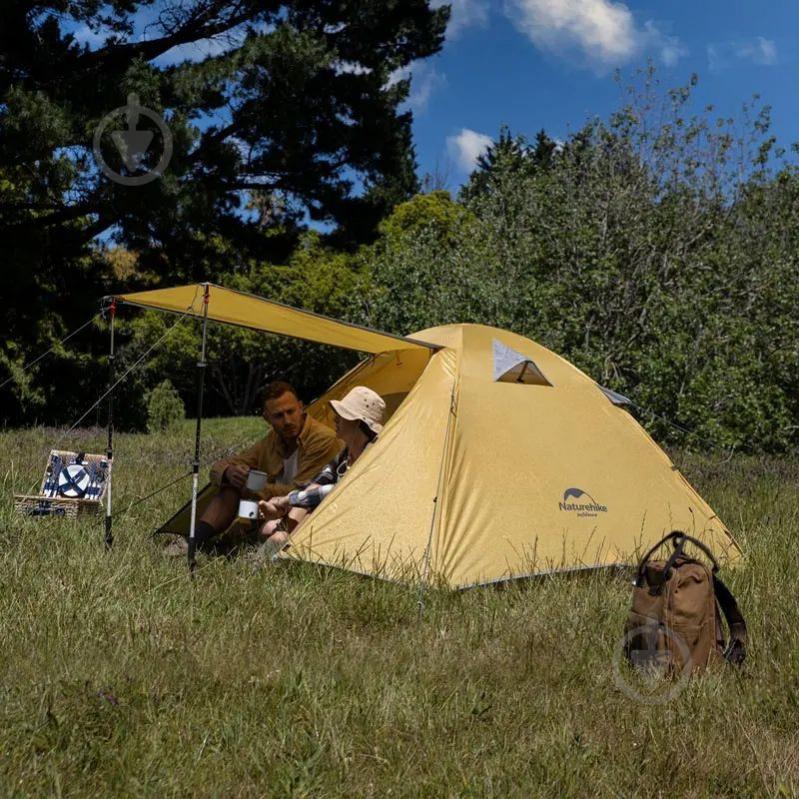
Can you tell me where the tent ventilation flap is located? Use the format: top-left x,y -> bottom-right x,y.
492,339 -> 551,386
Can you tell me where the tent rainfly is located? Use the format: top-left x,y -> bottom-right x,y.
115,283 -> 436,354
111,283 -> 742,586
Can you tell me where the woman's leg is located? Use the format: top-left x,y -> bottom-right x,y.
261,507 -> 310,554
258,518 -> 283,539
284,507 -> 309,534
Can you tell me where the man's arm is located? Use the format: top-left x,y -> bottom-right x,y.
209,438 -> 266,487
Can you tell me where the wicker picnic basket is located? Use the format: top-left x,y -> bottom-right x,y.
14,450 -> 111,519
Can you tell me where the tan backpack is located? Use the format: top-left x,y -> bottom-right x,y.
624,531 -> 747,676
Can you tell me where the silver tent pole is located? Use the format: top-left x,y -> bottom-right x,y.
187,283 -> 211,573
105,299 -> 116,549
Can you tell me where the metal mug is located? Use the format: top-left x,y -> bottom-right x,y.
238,499 -> 259,521
246,469 -> 268,492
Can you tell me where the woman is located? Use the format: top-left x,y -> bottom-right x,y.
258,385 -> 385,552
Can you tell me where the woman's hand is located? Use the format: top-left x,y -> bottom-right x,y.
258,495 -> 290,520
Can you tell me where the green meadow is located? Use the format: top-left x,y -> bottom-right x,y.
0,419 -> 797,797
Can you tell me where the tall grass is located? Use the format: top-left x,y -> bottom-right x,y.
0,420 -> 797,797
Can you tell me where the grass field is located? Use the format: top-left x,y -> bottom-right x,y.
1,418 -> 797,797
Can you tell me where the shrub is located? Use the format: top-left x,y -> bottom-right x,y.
146,379 -> 185,433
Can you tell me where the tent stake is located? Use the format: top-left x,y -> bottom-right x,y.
105,299 -> 116,549
187,284 -> 211,573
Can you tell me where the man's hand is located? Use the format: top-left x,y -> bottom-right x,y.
224,464 -> 249,490
259,496 -> 290,520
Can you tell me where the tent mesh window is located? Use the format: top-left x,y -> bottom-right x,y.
492,339 -> 552,386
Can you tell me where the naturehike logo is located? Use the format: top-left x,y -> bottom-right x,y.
558,487 -> 608,517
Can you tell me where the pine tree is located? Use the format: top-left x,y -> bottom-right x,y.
0,0 -> 448,424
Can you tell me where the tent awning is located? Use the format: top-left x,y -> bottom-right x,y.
112,283 -> 437,355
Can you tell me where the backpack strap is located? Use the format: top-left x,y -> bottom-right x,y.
675,533 -> 721,572
713,575 -> 748,665
635,530 -> 720,586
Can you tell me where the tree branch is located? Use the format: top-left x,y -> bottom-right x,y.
0,201 -> 101,231
75,2 -> 256,74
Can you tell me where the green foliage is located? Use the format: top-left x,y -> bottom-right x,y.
459,126 -> 557,204
146,379 -> 185,432
2,59 -> 798,453
364,69 -> 799,453
367,191 -> 487,334
0,0 -> 446,256
112,80 -> 799,448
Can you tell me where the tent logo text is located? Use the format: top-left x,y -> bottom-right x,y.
559,487 -> 608,517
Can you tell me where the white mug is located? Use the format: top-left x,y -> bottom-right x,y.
238,499 -> 260,521
246,469 -> 268,492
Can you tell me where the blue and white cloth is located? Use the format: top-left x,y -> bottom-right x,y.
287,448 -> 352,510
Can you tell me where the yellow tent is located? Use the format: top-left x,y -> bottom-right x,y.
115,285 -> 740,586
288,323 -> 741,588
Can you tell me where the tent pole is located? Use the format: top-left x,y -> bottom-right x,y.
417,382 -> 457,618
105,299 -> 116,549
187,283 -> 211,573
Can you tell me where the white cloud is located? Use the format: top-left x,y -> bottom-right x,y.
333,60 -> 372,76
71,24 -> 111,49
706,45 -> 722,72
708,36 -> 777,72
504,0 -> 686,70
645,21 -> 688,67
410,63 -> 447,111
390,61 -> 448,113
750,37 -> 778,64
447,128 -> 493,172
432,0 -> 491,39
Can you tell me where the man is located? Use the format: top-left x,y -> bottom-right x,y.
257,385 -> 386,554
187,381 -> 342,552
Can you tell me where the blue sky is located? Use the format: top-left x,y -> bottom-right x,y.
409,0 -> 796,189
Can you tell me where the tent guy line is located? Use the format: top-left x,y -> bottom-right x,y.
51,307 -> 193,449
0,313 -> 100,393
